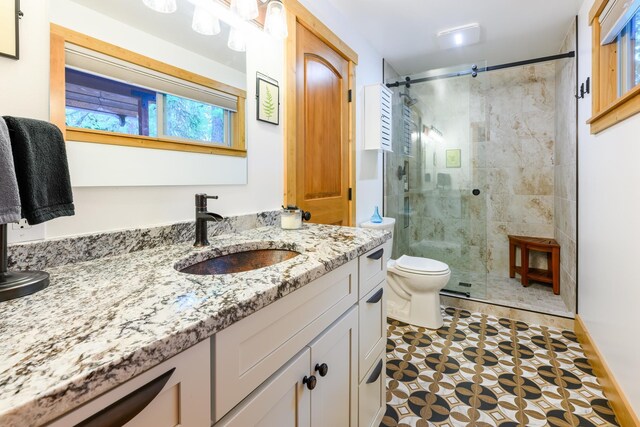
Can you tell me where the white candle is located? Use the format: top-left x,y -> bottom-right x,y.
281,212 -> 302,229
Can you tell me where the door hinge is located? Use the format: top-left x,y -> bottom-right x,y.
348,188 -> 353,201
348,89 -> 352,103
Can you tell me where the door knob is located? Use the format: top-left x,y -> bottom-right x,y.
315,363 -> 329,377
303,375 -> 317,390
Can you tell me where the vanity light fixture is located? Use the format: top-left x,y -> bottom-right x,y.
192,5 -> 221,35
437,23 -> 481,50
228,26 -> 247,52
264,0 -> 288,39
231,0 -> 259,21
142,0 -> 177,14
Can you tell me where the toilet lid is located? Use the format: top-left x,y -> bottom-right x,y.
395,255 -> 449,275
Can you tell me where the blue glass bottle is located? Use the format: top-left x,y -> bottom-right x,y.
371,206 -> 383,223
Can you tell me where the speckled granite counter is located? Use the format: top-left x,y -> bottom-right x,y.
0,224 -> 390,427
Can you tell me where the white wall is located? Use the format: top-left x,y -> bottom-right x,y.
298,0 -> 384,225
578,0 -> 640,415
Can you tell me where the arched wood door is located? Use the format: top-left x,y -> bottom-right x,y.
295,22 -> 350,226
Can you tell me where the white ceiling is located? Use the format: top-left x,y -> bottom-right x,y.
325,0 -> 584,76
68,0 -> 247,72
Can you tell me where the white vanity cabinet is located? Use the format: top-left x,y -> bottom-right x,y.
357,246 -> 388,427
46,339 -> 211,427
216,308 -> 358,427
213,243 -> 387,427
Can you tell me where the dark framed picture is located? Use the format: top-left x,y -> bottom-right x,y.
256,73 -> 279,125
0,0 -> 20,60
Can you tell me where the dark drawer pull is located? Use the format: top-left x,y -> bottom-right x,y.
366,288 -> 384,304
76,368 -> 175,427
367,248 -> 384,260
366,360 -> 384,384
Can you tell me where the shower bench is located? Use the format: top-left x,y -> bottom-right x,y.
508,235 -> 560,295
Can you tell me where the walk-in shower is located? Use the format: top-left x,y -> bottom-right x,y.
383,37 -> 578,317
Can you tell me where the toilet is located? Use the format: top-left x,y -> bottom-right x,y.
361,217 -> 451,329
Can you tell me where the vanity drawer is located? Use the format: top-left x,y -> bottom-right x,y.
358,352 -> 386,427
212,259 -> 358,422
358,280 -> 386,381
359,245 -> 386,298
47,340 -> 210,427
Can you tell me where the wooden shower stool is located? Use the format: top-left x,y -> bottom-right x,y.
508,235 -> 560,295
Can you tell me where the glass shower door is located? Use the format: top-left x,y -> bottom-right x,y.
384,62 -> 489,299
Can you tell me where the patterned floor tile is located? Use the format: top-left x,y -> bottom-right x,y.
381,308 -> 618,427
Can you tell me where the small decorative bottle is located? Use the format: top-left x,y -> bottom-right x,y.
371,206 -> 383,223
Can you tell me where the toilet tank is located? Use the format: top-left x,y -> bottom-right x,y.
360,217 -> 395,262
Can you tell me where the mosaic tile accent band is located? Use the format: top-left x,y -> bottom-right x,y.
382,308 -> 618,426
7,210 -> 280,271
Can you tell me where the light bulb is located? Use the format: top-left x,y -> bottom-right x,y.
192,5 -> 221,35
228,27 -> 247,52
231,0 -> 259,21
265,0 -> 288,39
142,0 -> 177,13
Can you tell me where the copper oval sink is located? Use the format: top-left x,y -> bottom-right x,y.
179,249 -> 301,275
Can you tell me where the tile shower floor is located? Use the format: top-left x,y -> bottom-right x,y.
381,308 -> 618,427
445,273 -> 573,318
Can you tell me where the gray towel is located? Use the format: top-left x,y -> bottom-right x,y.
0,118 -> 21,224
3,116 -> 75,225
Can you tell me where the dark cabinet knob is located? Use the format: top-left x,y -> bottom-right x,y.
303,375 -> 317,390
315,363 -> 328,377
302,210 -> 311,221
472,189 -> 481,196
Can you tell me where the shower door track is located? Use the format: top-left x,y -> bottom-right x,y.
386,51 -> 576,88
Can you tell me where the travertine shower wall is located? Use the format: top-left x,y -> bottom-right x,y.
554,21 -> 578,313
478,63 -> 557,277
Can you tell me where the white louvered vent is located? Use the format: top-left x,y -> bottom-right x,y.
364,84 -> 393,151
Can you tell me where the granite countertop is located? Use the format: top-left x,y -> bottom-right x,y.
0,224 -> 390,427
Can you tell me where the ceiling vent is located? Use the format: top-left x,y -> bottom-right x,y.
437,23 -> 481,50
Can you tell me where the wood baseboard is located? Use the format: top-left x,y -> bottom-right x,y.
575,315 -> 640,427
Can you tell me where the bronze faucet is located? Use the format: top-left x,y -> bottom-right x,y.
194,194 -> 223,247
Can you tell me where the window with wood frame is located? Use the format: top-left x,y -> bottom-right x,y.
589,0 -> 640,133
50,24 -> 247,157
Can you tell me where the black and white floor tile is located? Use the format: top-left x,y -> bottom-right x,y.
381,308 -> 618,426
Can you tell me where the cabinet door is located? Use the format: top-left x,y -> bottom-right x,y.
308,307 -> 358,427
216,348 -> 311,427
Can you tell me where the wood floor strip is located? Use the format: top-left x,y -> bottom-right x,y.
575,315 -> 640,427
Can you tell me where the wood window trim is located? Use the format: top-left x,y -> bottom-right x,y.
50,23 -> 247,157
588,0 -> 640,134
283,0 -> 358,226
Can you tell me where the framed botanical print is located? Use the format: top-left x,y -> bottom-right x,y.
446,149 -> 461,168
0,0 -> 20,60
256,73 -> 279,125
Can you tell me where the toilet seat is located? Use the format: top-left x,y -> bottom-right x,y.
395,255 -> 449,276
